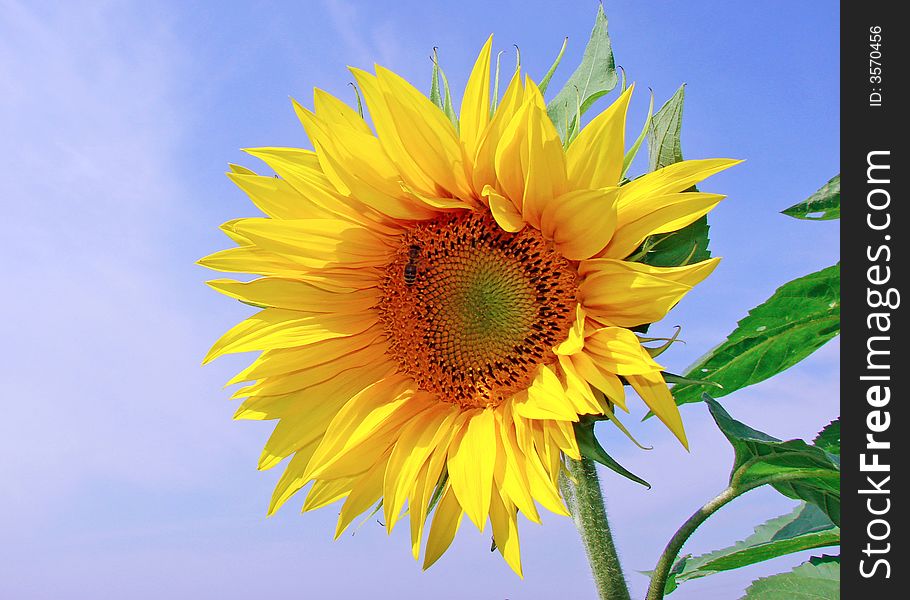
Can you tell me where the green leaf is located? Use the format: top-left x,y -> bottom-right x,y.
648,85 -> 685,172
672,264 -> 840,406
669,504 -> 839,590
546,4 -> 618,141
574,419 -> 650,488
813,419 -> 840,456
782,175 -> 840,221
743,556 -> 840,599
705,396 -> 841,525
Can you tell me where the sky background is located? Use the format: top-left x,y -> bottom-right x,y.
0,1 -> 838,598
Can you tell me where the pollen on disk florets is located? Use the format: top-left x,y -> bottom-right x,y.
377,211 -> 579,409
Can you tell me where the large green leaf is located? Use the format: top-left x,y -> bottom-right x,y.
546,4 -> 618,142
782,175 -> 840,221
672,264 -> 840,406
706,397 -> 841,525
635,85 -> 711,268
668,503 -> 838,591
743,556 -> 840,599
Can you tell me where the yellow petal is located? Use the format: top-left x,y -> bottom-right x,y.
494,405 -> 541,524
579,258 -> 720,328
539,187 -> 619,260
227,325 -> 383,385
231,342 -> 392,399
583,326 -> 664,376
409,443 -> 451,559
446,408 -> 496,531
489,491 -> 523,577
472,72 -> 523,194
460,35 -> 493,161
206,278 -> 379,313
363,65 -> 472,199
554,304 -> 586,355
509,411 -> 568,516
514,365 -> 579,422
253,362 -> 397,470
290,101 -> 437,220
627,371 -> 688,449
557,355 -> 606,415
303,375 -> 427,480
566,85 -> 634,189
267,439 -> 321,514
350,68 -> 441,197
520,79 -> 568,228
422,485 -> 464,570
568,351 -> 626,410
547,419 -> 581,460
197,245 -> 307,278
493,98 -> 532,209
604,192 -> 725,259
383,405 -> 458,532
227,171 -> 332,220
313,88 -> 372,136
302,478 -> 352,511
616,158 -> 742,216
335,449 -> 392,538
227,217 -> 392,270
242,146 -> 402,230
203,308 -> 378,364
482,184 -> 525,232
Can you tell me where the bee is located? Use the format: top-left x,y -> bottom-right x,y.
403,244 -> 421,286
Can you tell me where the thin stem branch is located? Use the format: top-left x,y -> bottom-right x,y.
645,486 -> 738,600
645,470 -> 836,599
560,457 -> 632,600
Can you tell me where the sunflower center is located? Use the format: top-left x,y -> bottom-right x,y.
377,211 -> 578,408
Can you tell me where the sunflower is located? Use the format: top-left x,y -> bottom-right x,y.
201,37 -> 739,576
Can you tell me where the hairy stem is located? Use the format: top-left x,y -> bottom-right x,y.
560,457 -> 632,600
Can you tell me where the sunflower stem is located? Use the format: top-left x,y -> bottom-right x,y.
560,457 -> 631,600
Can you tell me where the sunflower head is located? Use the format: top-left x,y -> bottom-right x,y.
201,35 -> 739,575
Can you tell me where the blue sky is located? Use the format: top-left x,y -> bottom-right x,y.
1,1 -> 838,598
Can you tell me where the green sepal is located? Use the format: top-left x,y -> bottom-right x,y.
538,36 -> 568,95
430,48 -> 458,129
573,418 -> 650,488
621,89 -> 654,179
